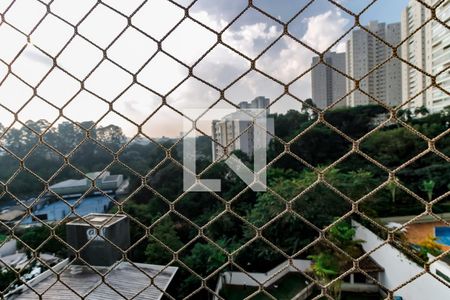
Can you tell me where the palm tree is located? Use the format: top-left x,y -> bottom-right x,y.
308,222 -> 365,299
420,179 -> 436,201
308,253 -> 338,281
387,180 -> 397,203
308,252 -> 341,299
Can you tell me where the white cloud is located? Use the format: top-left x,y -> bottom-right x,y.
222,22 -> 281,57
302,10 -> 351,53
189,10 -> 229,32
254,9 -> 350,102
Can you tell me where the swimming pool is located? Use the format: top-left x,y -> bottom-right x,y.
435,227 -> 450,246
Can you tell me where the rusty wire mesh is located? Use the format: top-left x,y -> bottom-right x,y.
0,0 -> 449,299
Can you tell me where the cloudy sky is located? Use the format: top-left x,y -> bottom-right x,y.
0,0 -> 408,137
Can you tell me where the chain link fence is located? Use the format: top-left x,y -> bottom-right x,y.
0,0 -> 449,299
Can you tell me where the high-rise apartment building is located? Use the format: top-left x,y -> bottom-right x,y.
428,0 -> 450,112
311,52 -> 347,109
427,0 -> 450,111
237,96 -> 270,111
401,0 -> 430,109
346,21 -> 402,107
401,0 -> 450,112
211,97 -> 274,161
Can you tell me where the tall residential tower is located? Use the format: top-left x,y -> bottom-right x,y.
401,0 -> 450,112
211,97 -> 274,161
401,0 -> 430,109
311,52 -> 347,109
346,21 -> 402,107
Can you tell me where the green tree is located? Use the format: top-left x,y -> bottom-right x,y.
0,268 -> 17,292
179,241 -> 228,298
417,235 -> 442,259
308,252 -> 342,299
328,221 -> 364,257
309,221 -> 364,300
184,242 -> 227,276
308,252 -> 338,282
414,106 -> 429,118
18,225 -> 66,256
145,218 -> 183,264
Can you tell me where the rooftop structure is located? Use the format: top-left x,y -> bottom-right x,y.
9,214 -> 178,299
10,260 -> 178,300
49,171 -> 125,196
66,213 -> 130,266
67,213 -> 126,227
0,209 -> 25,223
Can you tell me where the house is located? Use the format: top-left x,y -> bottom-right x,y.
7,214 -> 178,300
353,219 -> 450,299
49,171 -> 126,196
380,213 -> 450,251
16,172 -> 129,225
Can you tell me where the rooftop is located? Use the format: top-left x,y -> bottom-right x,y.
21,196 -> 113,224
0,209 -> 25,222
10,261 -> 178,300
67,213 -> 127,228
380,213 -> 450,225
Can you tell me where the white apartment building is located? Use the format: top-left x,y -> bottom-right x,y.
401,0 -> 450,112
211,97 -> 274,161
311,52 -> 347,109
346,21 -> 402,107
401,0 -> 430,109
429,0 -> 450,112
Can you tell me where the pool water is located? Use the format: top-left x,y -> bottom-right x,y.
435,227 -> 450,246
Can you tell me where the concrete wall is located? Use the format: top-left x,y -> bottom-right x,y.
353,220 -> 450,299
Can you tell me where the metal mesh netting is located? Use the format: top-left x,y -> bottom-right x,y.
0,0 -> 449,299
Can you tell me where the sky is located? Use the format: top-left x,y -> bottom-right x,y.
0,0 -> 410,138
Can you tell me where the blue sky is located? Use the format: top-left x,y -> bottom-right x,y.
351,0 -> 409,24
193,0 -> 409,26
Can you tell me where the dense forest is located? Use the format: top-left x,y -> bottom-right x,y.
0,105 -> 449,297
